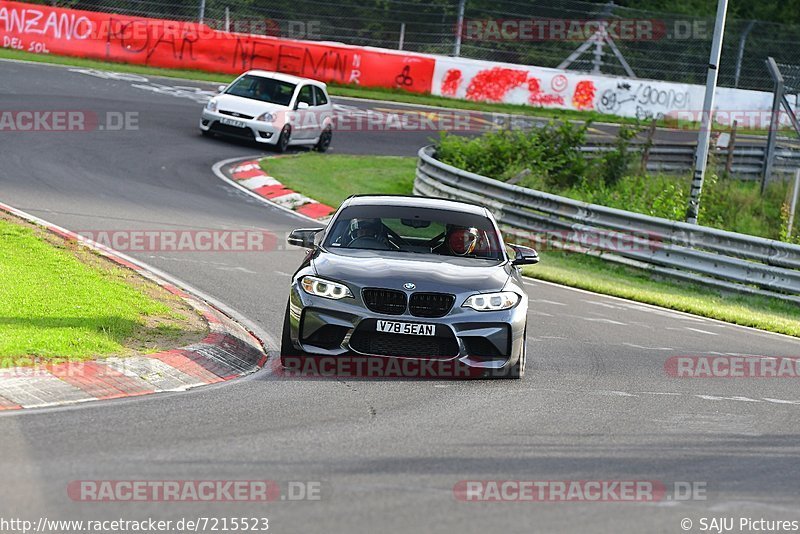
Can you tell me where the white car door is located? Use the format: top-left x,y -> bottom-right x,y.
292,84 -> 315,140
312,86 -> 333,139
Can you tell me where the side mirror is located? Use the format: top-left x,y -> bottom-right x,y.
288,228 -> 323,248
509,244 -> 539,266
217,85 -> 227,93
295,101 -> 310,110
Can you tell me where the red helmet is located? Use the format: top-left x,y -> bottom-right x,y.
447,226 -> 480,256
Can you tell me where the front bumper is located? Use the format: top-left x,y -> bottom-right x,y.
200,109 -> 279,145
286,283 -> 527,371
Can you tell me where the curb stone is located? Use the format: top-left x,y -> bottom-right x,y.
227,159 -> 336,223
0,202 -> 268,411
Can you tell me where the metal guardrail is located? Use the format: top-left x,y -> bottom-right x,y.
580,143 -> 800,179
414,145 -> 800,303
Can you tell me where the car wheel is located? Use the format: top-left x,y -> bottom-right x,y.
314,127 -> 332,153
275,125 -> 291,153
498,325 -> 526,379
280,301 -> 302,362
200,129 -> 210,137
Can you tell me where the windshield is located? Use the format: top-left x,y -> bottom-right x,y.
324,204 -> 504,260
224,75 -> 296,106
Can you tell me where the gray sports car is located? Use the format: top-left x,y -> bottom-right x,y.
281,195 -> 538,378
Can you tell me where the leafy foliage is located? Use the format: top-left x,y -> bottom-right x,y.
436,124 -> 796,241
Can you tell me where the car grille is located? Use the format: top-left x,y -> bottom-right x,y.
362,288 -> 407,315
409,292 -> 455,318
220,110 -> 254,120
349,321 -> 459,358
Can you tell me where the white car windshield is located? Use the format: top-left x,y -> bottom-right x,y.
224,75 -> 296,106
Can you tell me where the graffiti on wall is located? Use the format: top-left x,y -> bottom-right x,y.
596,81 -> 691,120
0,1 -> 435,92
438,66 -> 598,109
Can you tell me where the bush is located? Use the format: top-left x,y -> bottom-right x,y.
435,123 -> 796,241
436,121 -> 591,188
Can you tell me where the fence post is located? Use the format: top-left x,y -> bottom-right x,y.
398,23 -> 406,50
453,0 -> 466,56
225,7 -> 230,32
198,0 -> 205,24
725,120 -> 737,176
734,20 -> 755,88
762,57 -> 784,194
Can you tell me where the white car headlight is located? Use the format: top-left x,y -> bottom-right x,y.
256,112 -> 275,122
206,99 -> 217,112
462,291 -> 520,312
301,276 -> 353,300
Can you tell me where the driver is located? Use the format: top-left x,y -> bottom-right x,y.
445,225 -> 480,256
347,218 -> 387,246
254,80 -> 271,101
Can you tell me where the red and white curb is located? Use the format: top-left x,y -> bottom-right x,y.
0,202 -> 268,411
228,159 -> 336,222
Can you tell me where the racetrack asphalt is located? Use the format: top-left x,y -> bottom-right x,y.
1,59 -> 800,533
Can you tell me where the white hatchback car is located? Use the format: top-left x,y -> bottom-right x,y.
200,70 -> 334,152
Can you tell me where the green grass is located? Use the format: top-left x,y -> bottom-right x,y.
2,47 -> 780,135
0,216 -> 204,366
263,153 -> 417,208
261,152 -> 800,336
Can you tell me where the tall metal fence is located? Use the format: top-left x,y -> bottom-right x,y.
25,0 -> 800,93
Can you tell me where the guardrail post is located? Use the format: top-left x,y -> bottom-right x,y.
640,119 -> 657,175
789,169 -> 800,239
725,120 -> 737,176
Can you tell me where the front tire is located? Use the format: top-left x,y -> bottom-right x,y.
280,302 -> 302,364
275,125 -> 291,153
498,325 -> 526,379
314,127 -> 332,153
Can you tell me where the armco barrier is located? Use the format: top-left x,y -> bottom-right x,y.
414,145 -> 800,303
580,143 -> 800,179
0,1 -> 434,93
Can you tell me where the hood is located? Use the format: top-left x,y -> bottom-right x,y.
212,94 -> 286,117
313,249 -> 511,295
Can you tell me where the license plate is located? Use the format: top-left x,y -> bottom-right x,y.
220,117 -> 246,128
377,320 -> 435,336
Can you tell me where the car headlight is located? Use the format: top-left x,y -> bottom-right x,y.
301,276 -> 353,300
462,291 -> 520,311
256,112 -> 275,122
206,99 -> 217,112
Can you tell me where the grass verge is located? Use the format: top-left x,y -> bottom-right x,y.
1,47 -> 775,134
262,153 -> 417,208
0,212 -> 207,367
260,152 -> 800,337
